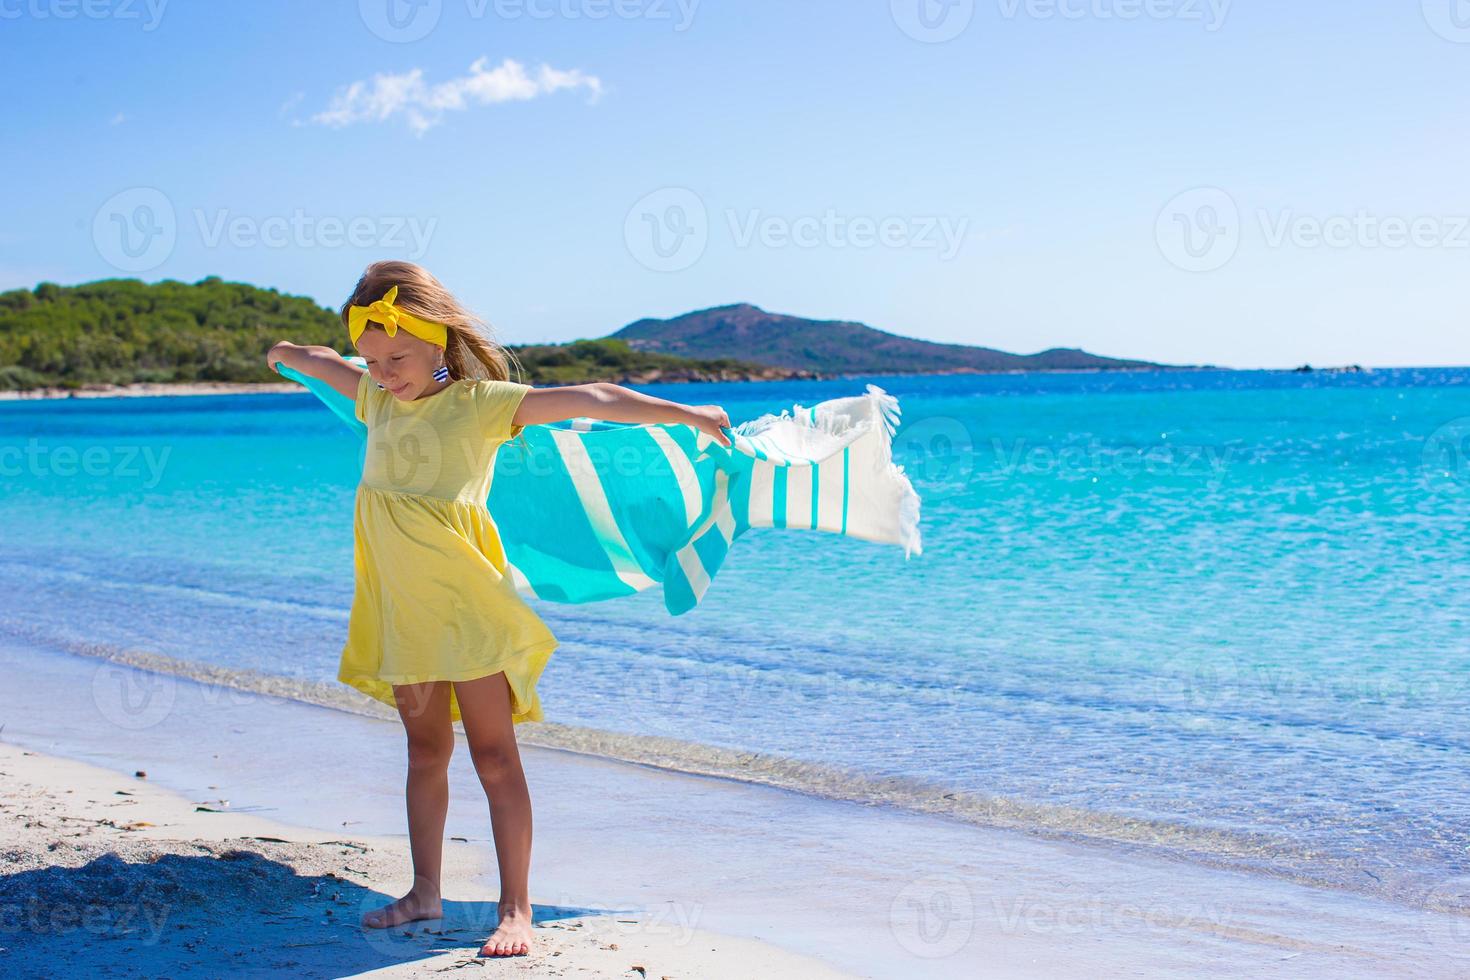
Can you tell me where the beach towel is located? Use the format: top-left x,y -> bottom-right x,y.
276,357 -> 922,614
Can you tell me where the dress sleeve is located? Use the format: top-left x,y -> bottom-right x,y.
471,379 -> 533,442
354,369 -> 374,423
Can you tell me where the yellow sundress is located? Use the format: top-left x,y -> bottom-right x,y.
339,369 -> 559,725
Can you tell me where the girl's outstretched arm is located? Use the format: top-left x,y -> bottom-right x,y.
516,383 -> 732,448
267,342 -> 364,402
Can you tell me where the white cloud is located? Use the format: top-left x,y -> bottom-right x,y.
310,57 -> 603,136
109,112 -> 128,126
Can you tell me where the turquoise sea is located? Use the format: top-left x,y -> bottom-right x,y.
2,368 -> 1468,913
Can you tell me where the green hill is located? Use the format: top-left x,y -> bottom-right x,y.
0,280 -> 1168,392
0,277 -> 343,390
0,278 -> 795,391
612,303 -> 1166,374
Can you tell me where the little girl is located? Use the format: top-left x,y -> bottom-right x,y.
266,260 -> 731,958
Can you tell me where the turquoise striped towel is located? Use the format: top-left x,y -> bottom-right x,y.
277,357 -> 922,614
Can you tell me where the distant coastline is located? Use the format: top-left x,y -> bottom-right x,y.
0,364 -> 1350,401
0,367 -> 823,400
0,364 -> 1179,401
0,380 -> 305,400
0,279 -> 1182,394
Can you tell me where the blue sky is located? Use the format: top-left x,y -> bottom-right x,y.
3,0 -> 1468,367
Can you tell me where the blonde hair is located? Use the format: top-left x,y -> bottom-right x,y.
339,260 -> 528,384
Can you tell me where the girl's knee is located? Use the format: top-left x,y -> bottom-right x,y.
466,739 -> 520,784
406,733 -> 454,771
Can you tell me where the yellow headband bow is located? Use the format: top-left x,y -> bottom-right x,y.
347,286 -> 448,349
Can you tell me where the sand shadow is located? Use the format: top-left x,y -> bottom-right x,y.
0,848 -> 623,977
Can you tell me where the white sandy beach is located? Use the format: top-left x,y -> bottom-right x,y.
0,741 -> 853,979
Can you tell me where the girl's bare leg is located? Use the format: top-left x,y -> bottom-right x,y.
453,672 -> 534,957
362,681 -> 454,929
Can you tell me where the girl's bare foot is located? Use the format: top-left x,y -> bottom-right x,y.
479,902 -> 534,956
362,888 -> 443,929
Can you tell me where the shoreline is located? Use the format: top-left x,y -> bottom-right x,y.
1,364 -> 1448,402
2,617 -> 1465,921
3,636 -> 1468,978
0,365 -> 1374,401
0,380 -> 306,400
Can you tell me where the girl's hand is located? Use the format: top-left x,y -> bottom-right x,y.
687,404 -> 733,448
266,342 -> 290,375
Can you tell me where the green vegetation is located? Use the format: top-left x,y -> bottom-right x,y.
511,338 -> 774,384
0,278 -> 783,391
0,277 -> 343,390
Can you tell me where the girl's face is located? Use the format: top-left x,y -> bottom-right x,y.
355,329 -> 445,400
